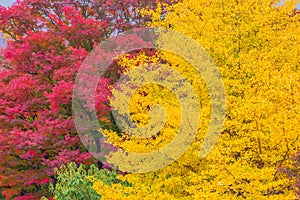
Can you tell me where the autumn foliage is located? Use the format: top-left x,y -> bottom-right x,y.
0,0 -> 174,199
0,0 -> 300,199
91,0 -> 300,199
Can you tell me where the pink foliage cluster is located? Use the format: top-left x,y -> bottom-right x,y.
0,0 -> 176,198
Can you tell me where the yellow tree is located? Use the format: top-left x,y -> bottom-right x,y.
91,0 -> 300,199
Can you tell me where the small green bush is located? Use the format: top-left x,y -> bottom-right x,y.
46,162 -> 131,200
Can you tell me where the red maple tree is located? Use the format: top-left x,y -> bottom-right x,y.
0,0 -> 175,198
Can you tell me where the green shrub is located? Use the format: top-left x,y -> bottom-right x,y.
46,162 -> 131,200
